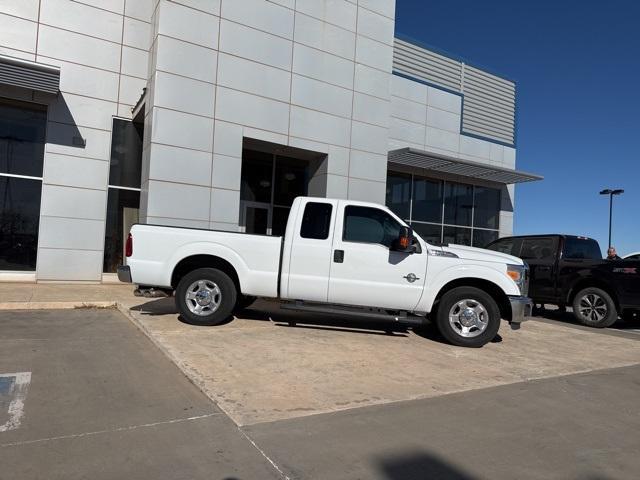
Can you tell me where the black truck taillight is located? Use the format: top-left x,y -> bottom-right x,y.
125,233 -> 133,257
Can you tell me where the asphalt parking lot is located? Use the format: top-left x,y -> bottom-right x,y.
1,306 -> 640,479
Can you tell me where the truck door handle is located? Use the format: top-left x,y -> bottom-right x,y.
334,250 -> 344,263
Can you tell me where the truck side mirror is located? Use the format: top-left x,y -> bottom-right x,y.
393,226 -> 415,253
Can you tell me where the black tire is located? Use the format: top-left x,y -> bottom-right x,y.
572,287 -> 617,328
435,286 -> 501,348
175,268 -> 237,326
235,295 -> 256,312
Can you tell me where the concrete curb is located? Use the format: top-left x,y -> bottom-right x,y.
0,301 -> 117,310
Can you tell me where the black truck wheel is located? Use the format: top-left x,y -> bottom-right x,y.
175,268 -> 237,326
435,286 -> 501,348
572,287 -> 617,328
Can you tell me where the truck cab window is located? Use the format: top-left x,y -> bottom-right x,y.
300,202 -> 332,239
520,237 -> 557,261
487,238 -> 514,255
563,237 -> 602,260
343,206 -> 401,248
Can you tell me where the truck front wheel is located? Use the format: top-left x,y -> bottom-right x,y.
572,287 -> 617,328
176,268 -> 237,326
435,286 -> 501,348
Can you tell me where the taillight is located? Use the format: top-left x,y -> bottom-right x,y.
125,233 -> 133,257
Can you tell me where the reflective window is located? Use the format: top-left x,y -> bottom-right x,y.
520,237 -> 558,261
474,187 -> 501,229
104,118 -> 143,272
443,226 -> 472,246
103,189 -> 140,273
386,173 -> 411,219
386,172 -> 501,247
274,156 -> 308,205
343,206 -> 402,248
412,177 -> 443,223
411,222 -> 442,245
486,238 -> 515,255
563,237 -> 602,260
240,150 -> 274,203
271,207 -> 290,237
108,119 -> 143,188
0,177 -> 42,271
444,182 -> 473,226
472,229 -> 499,248
300,202 -> 332,240
0,100 -> 46,177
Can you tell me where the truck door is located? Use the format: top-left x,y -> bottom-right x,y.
327,203 -> 428,311
518,236 -> 558,301
285,200 -> 337,302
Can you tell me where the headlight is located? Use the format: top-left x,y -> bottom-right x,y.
507,264 -> 526,294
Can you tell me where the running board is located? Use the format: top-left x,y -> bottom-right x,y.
280,302 -> 425,327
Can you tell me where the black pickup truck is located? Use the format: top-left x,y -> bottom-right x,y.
486,234 -> 640,327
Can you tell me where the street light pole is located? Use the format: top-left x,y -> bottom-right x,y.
599,188 -> 624,248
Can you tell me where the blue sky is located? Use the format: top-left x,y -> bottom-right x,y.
395,0 -> 640,256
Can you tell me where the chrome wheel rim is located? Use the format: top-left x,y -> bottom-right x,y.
578,293 -> 607,323
185,280 -> 221,316
448,299 -> 489,338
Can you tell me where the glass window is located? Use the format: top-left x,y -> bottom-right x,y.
412,177 -> 443,223
474,187 -> 500,229
274,155 -> 308,205
473,229 -> 499,249
108,119 -> 143,188
444,182 -> 473,226
486,237 -> 515,255
443,226 -> 472,246
272,207 -> 290,237
627,254 -> 640,260
386,173 -> 411,219
103,189 -> 140,273
520,237 -> 558,261
343,206 -> 401,248
300,202 -> 332,240
240,150 -> 273,203
0,100 -> 47,177
0,177 -> 42,271
563,237 -> 602,260
411,222 -> 442,245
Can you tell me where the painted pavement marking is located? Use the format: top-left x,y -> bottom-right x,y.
0,372 -> 31,433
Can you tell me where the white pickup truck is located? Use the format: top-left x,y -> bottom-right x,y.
118,196 -> 532,347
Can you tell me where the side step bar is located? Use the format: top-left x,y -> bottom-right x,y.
280,301 -> 426,327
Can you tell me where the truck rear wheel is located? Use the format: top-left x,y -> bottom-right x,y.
176,268 -> 237,326
435,286 -> 501,348
572,287 -> 617,328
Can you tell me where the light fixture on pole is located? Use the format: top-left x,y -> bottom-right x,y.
599,188 -> 624,248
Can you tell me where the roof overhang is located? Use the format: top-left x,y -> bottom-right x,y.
0,55 -> 60,94
388,147 -> 543,184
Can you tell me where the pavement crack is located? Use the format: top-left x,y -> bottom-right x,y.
238,427 -> 290,480
0,412 -> 222,448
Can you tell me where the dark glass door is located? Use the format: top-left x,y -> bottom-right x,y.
0,100 -> 47,271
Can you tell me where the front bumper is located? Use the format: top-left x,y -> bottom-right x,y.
117,265 -> 132,283
509,295 -> 533,329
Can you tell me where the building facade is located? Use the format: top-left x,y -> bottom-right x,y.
0,0 -> 540,283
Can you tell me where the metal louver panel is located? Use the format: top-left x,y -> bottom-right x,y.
392,38 -> 517,146
393,38 -> 461,91
462,65 -> 515,144
0,55 -> 60,94
388,148 -> 542,184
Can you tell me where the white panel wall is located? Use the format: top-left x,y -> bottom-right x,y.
0,0 -> 154,281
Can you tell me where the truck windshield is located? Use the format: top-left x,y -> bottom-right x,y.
563,237 -> 602,260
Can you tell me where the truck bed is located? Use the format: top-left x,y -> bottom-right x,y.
127,224 -> 283,297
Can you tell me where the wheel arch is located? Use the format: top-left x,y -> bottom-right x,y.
432,278 -> 512,321
171,255 -> 241,293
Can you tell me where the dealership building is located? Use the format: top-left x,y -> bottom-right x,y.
0,0 -> 540,283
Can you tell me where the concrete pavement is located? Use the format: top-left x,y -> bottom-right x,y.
0,309 -> 281,480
